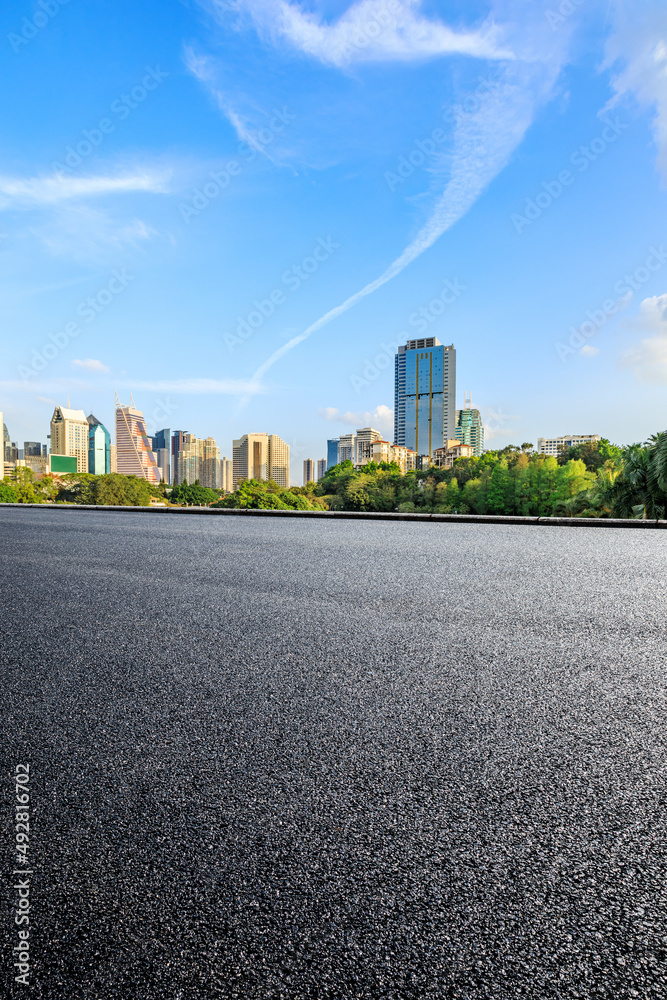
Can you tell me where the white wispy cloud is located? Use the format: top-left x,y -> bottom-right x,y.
245,49 -> 567,394
205,0 -> 513,67
320,404 -> 393,437
580,344 -> 600,357
0,170 -> 171,209
605,0 -> 667,179
622,293 -> 667,383
128,377 -> 265,395
32,206 -> 155,261
72,359 -> 110,373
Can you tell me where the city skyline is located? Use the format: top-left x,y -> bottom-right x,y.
1,0 -> 666,473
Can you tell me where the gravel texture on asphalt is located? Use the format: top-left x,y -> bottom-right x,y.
2,507 -> 667,1000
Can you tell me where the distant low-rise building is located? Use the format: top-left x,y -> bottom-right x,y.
537,434 -> 600,457
433,439 -> 474,469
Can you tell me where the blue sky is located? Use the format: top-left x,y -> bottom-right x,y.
2,0 -> 666,478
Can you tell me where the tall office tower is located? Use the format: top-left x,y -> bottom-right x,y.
4,422 -> 18,466
151,428 -> 171,483
115,400 -> 160,483
394,338 -> 456,458
303,459 -> 316,485
221,457 -> 233,492
86,415 -> 111,474
338,433 -> 356,463
50,405 -> 90,472
355,427 -> 382,464
172,433 -> 200,484
455,394 -> 484,457
317,458 -> 327,480
233,433 -> 269,487
201,437 -> 222,489
42,444 -> 48,458
269,435 -> 290,488
171,431 -> 188,485
327,438 -> 339,470
24,442 -> 42,457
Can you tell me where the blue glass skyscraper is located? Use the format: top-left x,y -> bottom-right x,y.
87,414 -> 111,474
394,338 -> 456,456
327,438 -> 339,470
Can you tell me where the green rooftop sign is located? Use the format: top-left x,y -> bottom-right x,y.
50,455 -> 77,474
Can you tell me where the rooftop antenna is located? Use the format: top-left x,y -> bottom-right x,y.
130,392 -> 135,408
67,393 -> 71,408
465,391 -> 472,410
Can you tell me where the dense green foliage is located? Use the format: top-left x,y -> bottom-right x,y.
168,480 -> 220,506
212,478 -> 326,510
314,435 -> 667,518
54,473 -> 155,505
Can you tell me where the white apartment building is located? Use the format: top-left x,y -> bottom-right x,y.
537,434 -> 600,457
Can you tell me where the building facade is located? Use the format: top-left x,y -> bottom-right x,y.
151,428 -> 171,484
268,434 -> 290,488
115,402 -> 160,483
221,457 -> 233,492
394,338 -> 456,458
327,438 -> 339,470
24,442 -> 42,457
355,427 -> 382,464
338,433 -> 356,464
455,395 -> 484,456
232,433 -> 290,488
537,434 -> 601,456
87,414 -> 111,475
433,440 -> 474,469
303,459 -> 316,485
50,406 -> 89,473
317,458 -> 327,480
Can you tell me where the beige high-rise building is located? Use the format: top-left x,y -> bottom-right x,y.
303,458 -> 316,485
50,405 -> 89,473
201,437 -> 222,489
115,401 -> 160,483
110,445 -> 117,473
221,457 -> 233,492
232,433 -> 290,488
269,435 -> 289,488
0,410 -> 3,481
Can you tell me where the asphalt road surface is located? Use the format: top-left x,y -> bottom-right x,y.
2,508 -> 667,999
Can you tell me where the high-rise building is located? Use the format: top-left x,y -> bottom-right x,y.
455,394 -> 484,457
338,433 -> 356,464
317,458 -> 327,480
269,434 -> 290,488
115,400 -> 160,483
355,427 -> 382,464
303,459 -> 316,485
50,405 -> 89,473
394,338 -> 456,458
151,428 -> 171,483
0,412 -> 4,480
221,457 -> 233,492
232,433 -> 290,488
201,437 -> 223,489
24,442 -> 42,457
327,438 -> 339,470
87,415 -> 111,474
